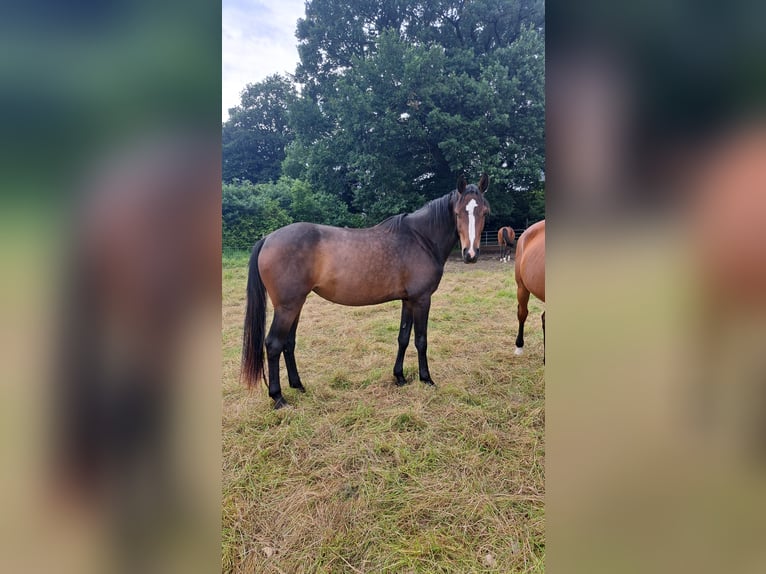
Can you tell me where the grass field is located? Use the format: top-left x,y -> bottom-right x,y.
222,250 -> 545,573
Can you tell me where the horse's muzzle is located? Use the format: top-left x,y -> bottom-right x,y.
462,248 -> 480,263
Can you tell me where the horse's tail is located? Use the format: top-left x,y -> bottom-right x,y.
502,227 -> 515,246
241,239 -> 268,389
56,241 -> 106,487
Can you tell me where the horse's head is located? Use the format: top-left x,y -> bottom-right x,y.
454,173 -> 490,263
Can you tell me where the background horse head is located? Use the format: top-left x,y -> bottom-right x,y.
242,174 -> 490,408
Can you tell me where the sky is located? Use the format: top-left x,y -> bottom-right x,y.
222,0 -> 307,122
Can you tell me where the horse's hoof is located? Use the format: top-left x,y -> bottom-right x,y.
290,383 -> 306,393
273,397 -> 288,409
421,378 -> 435,386
514,347 -> 524,356
394,376 -> 409,387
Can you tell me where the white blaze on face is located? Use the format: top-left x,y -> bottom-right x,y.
465,198 -> 478,256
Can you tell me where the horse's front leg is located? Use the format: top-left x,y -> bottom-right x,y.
412,296 -> 434,386
393,301 -> 413,386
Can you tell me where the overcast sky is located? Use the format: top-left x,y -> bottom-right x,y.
222,0 -> 306,122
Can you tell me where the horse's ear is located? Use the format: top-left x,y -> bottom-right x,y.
457,174 -> 467,195
479,173 -> 489,194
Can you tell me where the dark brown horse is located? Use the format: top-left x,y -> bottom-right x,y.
514,220 -> 545,358
242,174 -> 490,409
498,226 -> 516,262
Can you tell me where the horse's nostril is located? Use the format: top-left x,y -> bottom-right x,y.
462,249 -> 479,263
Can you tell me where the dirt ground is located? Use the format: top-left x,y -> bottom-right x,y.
445,246 -> 516,273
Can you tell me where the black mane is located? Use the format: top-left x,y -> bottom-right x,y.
375,192 -> 454,233
374,191 -> 459,264
374,212 -> 407,233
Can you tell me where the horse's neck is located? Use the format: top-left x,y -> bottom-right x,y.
405,194 -> 457,264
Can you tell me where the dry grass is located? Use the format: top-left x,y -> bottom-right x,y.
222,252 -> 545,573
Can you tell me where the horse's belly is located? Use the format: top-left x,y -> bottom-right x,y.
313,280 -> 404,306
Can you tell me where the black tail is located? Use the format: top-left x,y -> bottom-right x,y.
502,227 -> 513,246
241,239 -> 268,389
56,243 -> 105,487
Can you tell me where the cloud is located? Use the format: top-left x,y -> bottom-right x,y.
222,0 -> 305,121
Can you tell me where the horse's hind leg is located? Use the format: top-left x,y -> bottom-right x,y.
283,312 -> 305,392
393,301 -> 414,386
515,286 -> 530,355
265,304 -> 304,409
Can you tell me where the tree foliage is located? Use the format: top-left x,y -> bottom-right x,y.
222,178 -> 361,250
288,0 -> 545,227
222,180 -> 292,249
222,75 -> 296,184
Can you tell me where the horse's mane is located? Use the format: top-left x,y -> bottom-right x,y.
371,192 -> 460,265
375,212 -> 407,233
374,192 -> 455,234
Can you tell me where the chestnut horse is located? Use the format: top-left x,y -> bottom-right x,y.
242,175 -> 491,409
514,220 -> 545,358
498,226 -> 516,262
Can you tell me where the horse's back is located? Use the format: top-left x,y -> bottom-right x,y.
516,221 -> 545,302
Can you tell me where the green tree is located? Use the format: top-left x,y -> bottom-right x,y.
222,180 -> 292,249
222,178 -> 364,250
258,177 -> 362,227
223,75 -> 296,183
288,0 -> 545,227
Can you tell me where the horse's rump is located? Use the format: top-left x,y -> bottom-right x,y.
515,221 -> 545,302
